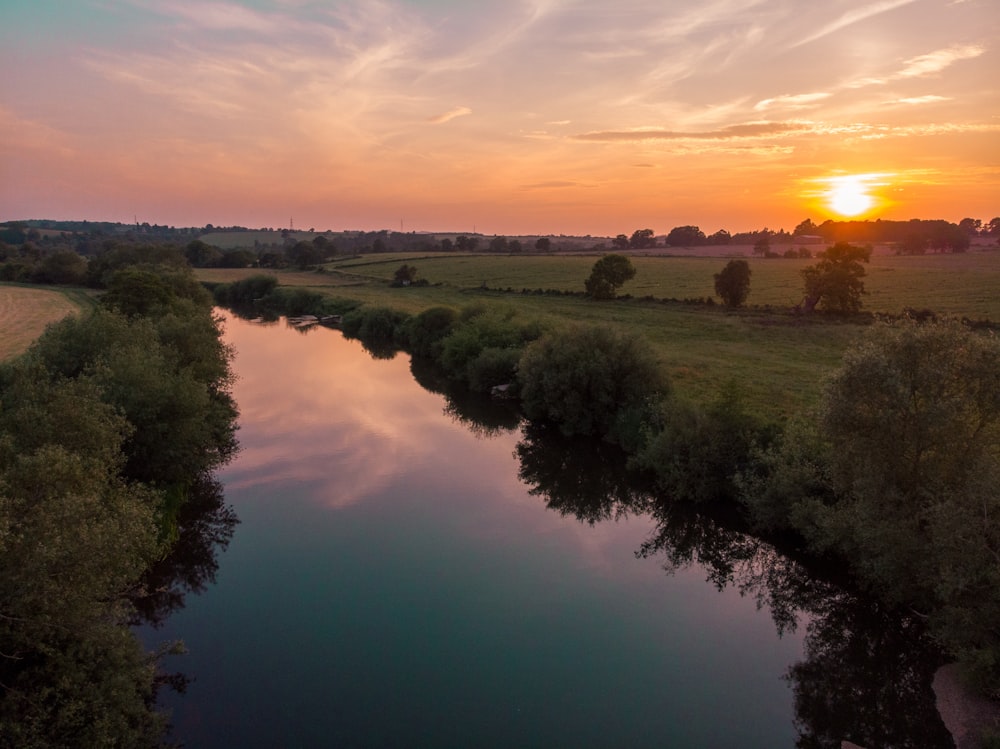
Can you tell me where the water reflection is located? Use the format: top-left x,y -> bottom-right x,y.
511,414 -> 953,748
132,476 -> 239,629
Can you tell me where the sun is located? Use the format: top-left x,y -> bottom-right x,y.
826,176 -> 874,217
820,174 -> 886,218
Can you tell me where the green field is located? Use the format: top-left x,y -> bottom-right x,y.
200,249 -> 999,421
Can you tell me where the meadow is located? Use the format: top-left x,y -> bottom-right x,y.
0,285 -> 92,361
199,248 -> 1000,421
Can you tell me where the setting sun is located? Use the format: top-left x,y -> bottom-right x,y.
828,177 -> 873,217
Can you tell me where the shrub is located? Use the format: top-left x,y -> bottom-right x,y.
517,325 -> 669,441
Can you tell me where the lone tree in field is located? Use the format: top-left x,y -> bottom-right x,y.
391,263 -> 418,286
799,242 -> 871,313
585,254 -> 636,300
714,259 -> 751,308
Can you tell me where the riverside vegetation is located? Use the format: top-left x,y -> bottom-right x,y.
211,245 -> 1000,715
0,247 -> 239,747
2,228 -> 999,744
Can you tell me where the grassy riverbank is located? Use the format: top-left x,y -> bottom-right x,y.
197,248 -> 999,421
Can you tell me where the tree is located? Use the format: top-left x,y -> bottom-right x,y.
753,234 -> 771,257
629,228 -> 656,249
814,319 -> 1000,690
612,234 -> 630,250
799,242 -> 871,313
665,226 -> 706,247
534,237 -> 551,252
713,259 -> 751,308
517,325 -> 669,440
958,217 -> 982,236
488,236 -> 508,253
392,263 -> 418,286
793,218 -> 818,236
707,229 -> 731,245
584,253 -> 636,300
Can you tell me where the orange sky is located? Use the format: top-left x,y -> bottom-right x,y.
1,0 -> 998,235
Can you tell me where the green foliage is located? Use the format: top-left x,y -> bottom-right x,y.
800,242 -> 872,312
584,253 -> 636,299
32,250 -> 88,285
404,306 -> 458,358
741,318 -> 1000,693
391,263 -> 418,286
517,325 -> 669,441
213,273 -> 280,307
713,259 -> 751,308
439,306 -> 543,388
466,346 -> 522,393
636,384 -> 772,503
341,305 -> 412,358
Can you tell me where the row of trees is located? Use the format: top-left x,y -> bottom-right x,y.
584,242 -> 872,313
0,253 -> 239,745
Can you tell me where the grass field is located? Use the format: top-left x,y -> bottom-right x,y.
198,249 -> 1000,420
0,285 -> 93,361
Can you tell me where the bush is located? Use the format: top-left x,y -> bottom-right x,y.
439,307 -> 543,385
404,306 -> 458,358
517,325 -> 669,441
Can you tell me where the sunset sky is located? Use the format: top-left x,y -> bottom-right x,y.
2,0 -> 997,236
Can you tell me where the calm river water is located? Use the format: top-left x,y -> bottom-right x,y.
142,311 -> 950,748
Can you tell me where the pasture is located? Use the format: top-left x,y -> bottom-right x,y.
0,285 -> 90,361
200,248 -> 1000,420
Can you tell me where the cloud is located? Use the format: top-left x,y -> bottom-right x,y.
754,93 -> 832,112
885,95 -> 950,105
139,0 -> 281,32
426,106 -> 472,124
520,180 -> 580,190
571,121 -> 811,142
791,0 -> 918,48
897,44 -> 985,78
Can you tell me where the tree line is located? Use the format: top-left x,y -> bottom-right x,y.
0,248 -> 239,746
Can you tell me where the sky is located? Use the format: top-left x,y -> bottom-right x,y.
1,0 -> 998,236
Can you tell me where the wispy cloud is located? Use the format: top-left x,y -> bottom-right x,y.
897,44 -> 984,77
885,95 -> 950,105
754,93 -> 832,112
571,122 -> 811,142
426,107 -> 472,124
791,0 -> 918,48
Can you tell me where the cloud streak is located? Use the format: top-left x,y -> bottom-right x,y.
791,0 -> 918,48
426,107 -> 473,124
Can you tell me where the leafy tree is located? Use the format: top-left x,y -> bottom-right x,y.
707,229 -> 731,245
813,318 -> 1000,691
488,236 -> 508,253
665,226 -> 705,247
455,236 -> 479,251
185,239 -> 222,267
987,217 -> 1000,237
612,234 -> 630,250
286,240 -> 325,268
584,253 -> 636,300
508,239 -> 523,253
959,217 -> 982,236
793,218 -> 818,236
713,259 -> 751,308
32,250 -> 88,285
392,263 -> 418,286
403,306 -> 458,359
753,234 -> 771,257
534,237 -> 551,252
517,325 -> 669,441
629,228 -> 656,249
799,242 -> 871,312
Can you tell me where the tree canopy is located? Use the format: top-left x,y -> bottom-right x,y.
800,242 -> 871,313
584,253 -> 636,300
713,259 -> 751,308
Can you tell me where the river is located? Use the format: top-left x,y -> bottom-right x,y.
140,311 -> 951,748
